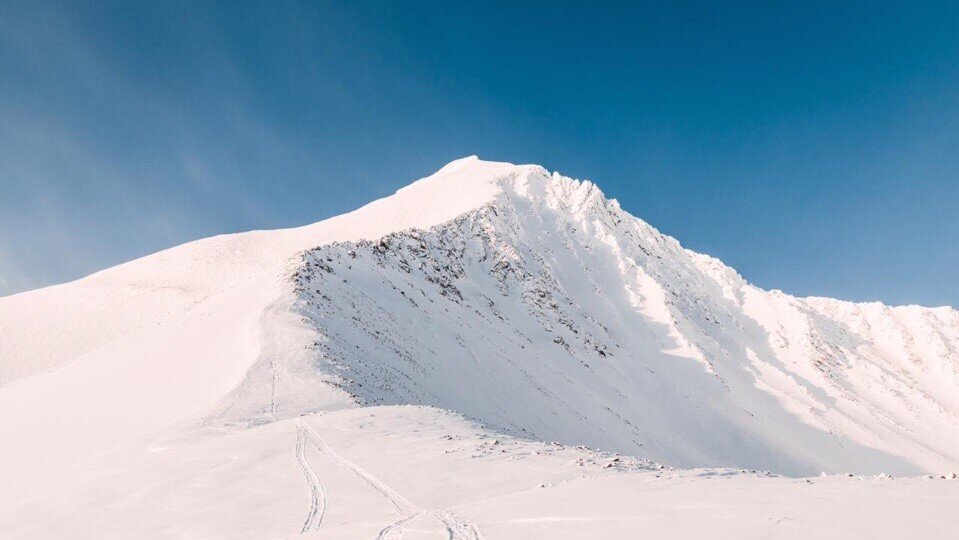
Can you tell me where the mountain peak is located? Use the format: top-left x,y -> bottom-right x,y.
418,155 -> 549,187
388,156 -> 552,224
423,155 -> 528,183
433,154 -> 483,174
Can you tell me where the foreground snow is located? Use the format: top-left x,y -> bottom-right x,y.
1,157 -> 958,538
5,406 -> 958,539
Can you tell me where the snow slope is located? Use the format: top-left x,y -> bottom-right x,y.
1,156 -> 958,538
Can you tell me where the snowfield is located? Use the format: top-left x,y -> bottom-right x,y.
2,157 -> 958,538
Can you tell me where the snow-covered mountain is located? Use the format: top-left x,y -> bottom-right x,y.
2,157 -> 958,539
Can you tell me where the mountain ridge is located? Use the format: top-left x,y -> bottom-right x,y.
4,157 -> 959,539
1,157 -> 957,478
251,163 -> 958,475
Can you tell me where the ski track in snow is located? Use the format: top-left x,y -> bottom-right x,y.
375,513 -> 421,540
375,511 -> 484,540
432,510 -> 485,540
293,419 -> 483,539
293,422 -> 327,533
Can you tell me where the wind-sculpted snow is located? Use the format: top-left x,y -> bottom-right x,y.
282,167 -> 959,476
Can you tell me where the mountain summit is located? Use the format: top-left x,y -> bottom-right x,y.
226,157 -> 959,476
3,158 -> 959,538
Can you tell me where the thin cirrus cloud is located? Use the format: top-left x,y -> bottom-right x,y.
0,3 -> 322,295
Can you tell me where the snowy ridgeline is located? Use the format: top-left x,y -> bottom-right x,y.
214,164 -> 959,477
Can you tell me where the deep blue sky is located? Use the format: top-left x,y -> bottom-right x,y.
1,1 -> 957,306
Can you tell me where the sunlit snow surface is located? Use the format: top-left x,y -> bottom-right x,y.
2,157 -> 958,538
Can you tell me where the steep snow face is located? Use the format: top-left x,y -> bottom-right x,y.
263,165 -> 959,476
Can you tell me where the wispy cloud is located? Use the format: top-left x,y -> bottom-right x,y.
0,2 -> 301,295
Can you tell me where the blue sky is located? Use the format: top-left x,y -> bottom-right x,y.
1,1 -> 957,306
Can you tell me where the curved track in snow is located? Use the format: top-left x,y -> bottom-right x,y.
293,421 -> 327,533
375,511 -> 484,540
293,418 -> 483,539
375,513 -> 421,540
